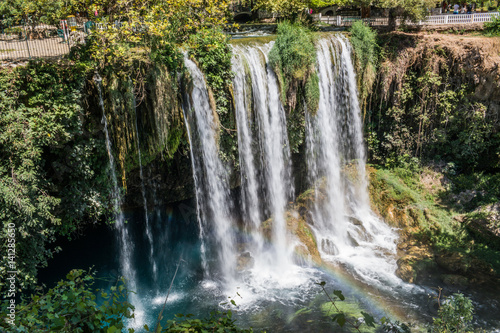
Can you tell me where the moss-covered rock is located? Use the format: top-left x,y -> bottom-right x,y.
321,301 -> 376,333
465,203 -> 500,250
368,165 -> 500,285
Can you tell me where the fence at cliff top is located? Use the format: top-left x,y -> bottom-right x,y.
0,21 -> 86,61
2,12 -> 499,62
313,12 -> 499,26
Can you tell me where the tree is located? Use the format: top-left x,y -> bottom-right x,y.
255,0 -> 435,29
87,0 -> 230,69
430,293 -> 474,333
0,61 -> 111,293
256,0 -> 343,18
379,0 -> 436,29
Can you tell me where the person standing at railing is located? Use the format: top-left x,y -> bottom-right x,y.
454,3 -> 460,13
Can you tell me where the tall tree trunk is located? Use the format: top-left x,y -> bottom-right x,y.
388,8 -> 397,31
250,0 -> 259,21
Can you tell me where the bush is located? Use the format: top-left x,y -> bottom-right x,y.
350,21 -> 379,71
269,21 -> 316,89
429,293 -> 474,333
0,270 -> 133,333
188,27 -> 233,96
484,16 -> 500,36
268,21 -> 318,153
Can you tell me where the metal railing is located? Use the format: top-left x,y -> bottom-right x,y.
0,21 -> 88,61
313,12 -> 499,26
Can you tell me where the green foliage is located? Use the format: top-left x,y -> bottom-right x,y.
148,311 -> 253,333
0,269 -> 134,332
87,0 -> 229,70
269,21 -> 318,153
449,172 -> 500,211
368,60 -> 500,172
188,28 -> 233,101
484,15 -> 500,36
370,166 -> 500,278
0,61 -> 110,292
429,293 -> 474,333
317,281 -> 378,332
0,0 -> 73,27
381,317 -> 412,333
255,0 -> 308,20
269,22 -> 316,87
305,71 -> 320,115
188,27 -> 238,166
350,21 -> 379,72
350,21 -> 378,111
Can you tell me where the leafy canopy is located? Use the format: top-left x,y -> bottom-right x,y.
0,61 -> 111,292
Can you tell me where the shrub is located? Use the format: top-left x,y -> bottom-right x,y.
188,28 -> 233,96
0,270 -> 133,333
429,293 -> 474,333
268,21 -> 318,153
350,21 -> 379,111
269,21 -> 316,90
484,15 -> 500,36
350,21 -> 379,71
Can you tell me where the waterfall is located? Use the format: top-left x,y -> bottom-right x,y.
232,53 -> 265,256
132,98 -> 157,283
182,57 -> 237,283
305,35 -> 399,287
95,76 -> 145,326
232,44 -> 295,276
180,35 -> 402,297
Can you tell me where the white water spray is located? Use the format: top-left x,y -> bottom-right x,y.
95,75 -> 145,328
306,35 -> 400,287
132,96 -> 157,283
232,43 -> 296,277
182,57 -> 237,284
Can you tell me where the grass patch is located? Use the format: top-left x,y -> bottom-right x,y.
369,166 -> 500,276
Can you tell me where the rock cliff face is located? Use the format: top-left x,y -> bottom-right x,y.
367,33 -> 500,171
367,165 -> 500,286
99,33 -> 500,210
376,33 -> 500,104
363,33 -> 500,286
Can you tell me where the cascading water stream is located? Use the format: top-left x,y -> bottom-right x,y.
232,44 -> 295,276
231,50 -> 265,260
132,93 -> 157,283
305,35 -> 401,288
95,75 -> 145,327
182,57 -> 237,284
